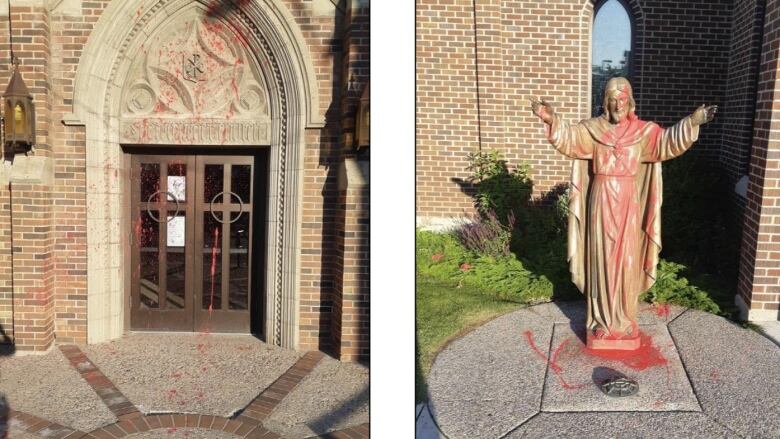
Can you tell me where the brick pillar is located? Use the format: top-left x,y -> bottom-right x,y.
2,3 -> 56,351
0,183 -> 11,343
10,178 -> 55,352
328,0 -> 369,361
736,0 -> 780,321
333,157 -> 369,362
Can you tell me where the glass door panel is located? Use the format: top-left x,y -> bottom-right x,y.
130,155 -> 194,331
194,155 -> 253,333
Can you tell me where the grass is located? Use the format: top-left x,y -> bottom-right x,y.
415,275 -> 526,403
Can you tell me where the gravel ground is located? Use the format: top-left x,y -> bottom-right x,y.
124,428 -> 242,438
0,349 -> 117,432
82,333 -> 302,416
265,356 -> 369,438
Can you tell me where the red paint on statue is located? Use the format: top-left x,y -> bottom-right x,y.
581,332 -> 667,371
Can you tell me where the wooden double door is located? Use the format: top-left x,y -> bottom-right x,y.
130,154 -> 263,333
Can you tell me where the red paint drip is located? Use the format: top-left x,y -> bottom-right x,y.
654,303 -> 671,318
523,331 -> 586,390
208,227 -> 219,315
581,332 -> 667,371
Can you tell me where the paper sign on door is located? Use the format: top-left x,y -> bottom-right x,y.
167,175 -> 186,201
167,215 -> 185,247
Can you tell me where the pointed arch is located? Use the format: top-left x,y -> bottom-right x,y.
66,0 -> 322,348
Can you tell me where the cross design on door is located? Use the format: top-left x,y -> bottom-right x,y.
183,53 -> 205,83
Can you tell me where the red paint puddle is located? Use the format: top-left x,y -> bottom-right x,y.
523,331 -> 587,390
581,332 -> 667,371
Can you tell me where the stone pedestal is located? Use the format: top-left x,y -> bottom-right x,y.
587,333 -> 641,350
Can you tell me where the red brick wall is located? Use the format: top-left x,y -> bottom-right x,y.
48,0 -> 110,344
720,0 -> 765,184
417,0 -> 481,217
330,1 -> 369,362
416,0 -> 734,218
737,0 -> 780,317
0,5 -> 57,352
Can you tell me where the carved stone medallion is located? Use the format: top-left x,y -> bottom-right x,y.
182,53 -> 205,83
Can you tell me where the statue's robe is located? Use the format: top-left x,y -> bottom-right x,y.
546,113 -> 699,338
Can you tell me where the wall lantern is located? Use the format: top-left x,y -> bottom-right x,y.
3,62 -> 35,156
2,0 -> 35,159
355,81 -> 369,151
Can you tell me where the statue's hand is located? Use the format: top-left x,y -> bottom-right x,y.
530,97 -> 554,125
691,104 -> 718,126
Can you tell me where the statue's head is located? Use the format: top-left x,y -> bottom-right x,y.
602,77 -> 636,124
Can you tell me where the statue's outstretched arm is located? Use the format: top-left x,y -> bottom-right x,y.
530,97 -> 593,159
642,105 -> 717,162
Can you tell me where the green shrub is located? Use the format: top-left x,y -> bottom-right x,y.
466,150 -> 533,226
641,260 -> 723,315
456,209 -> 514,258
416,230 -> 553,304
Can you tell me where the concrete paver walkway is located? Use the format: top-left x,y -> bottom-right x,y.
418,301 -> 780,438
0,333 -> 368,439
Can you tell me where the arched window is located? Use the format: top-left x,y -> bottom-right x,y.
592,0 -> 634,117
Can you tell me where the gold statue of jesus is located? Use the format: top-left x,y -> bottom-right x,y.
531,77 -> 717,350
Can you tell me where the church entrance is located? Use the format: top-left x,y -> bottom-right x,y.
129,151 -> 267,333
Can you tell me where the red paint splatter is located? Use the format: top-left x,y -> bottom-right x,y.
208,226 -> 219,315
654,303 -> 670,318
523,331 -> 586,390
431,253 -> 444,262
459,263 -> 471,272
170,372 -> 182,379
581,332 -> 667,371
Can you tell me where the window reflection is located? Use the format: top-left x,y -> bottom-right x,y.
592,0 -> 632,116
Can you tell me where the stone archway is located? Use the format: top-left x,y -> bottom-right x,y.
65,0 -> 323,348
